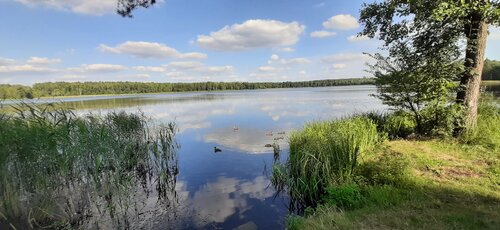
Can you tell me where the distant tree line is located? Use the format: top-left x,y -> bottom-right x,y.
483,59 -> 500,81
0,78 -> 375,99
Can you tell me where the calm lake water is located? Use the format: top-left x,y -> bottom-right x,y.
5,85 -> 383,229
3,84 -> 499,229
39,86 -> 385,229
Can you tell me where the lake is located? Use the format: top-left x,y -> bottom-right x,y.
4,85 -> 383,229
2,84 -> 500,229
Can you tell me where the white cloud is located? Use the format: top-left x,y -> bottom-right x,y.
166,71 -> 186,78
322,14 -> 359,30
53,75 -> 87,82
0,58 -> 16,66
27,57 -> 61,65
165,61 -> 234,76
204,66 -> 234,74
167,61 -> 205,70
332,63 -> 347,69
99,41 -> 207,59
270,54 -> 280,61
310,30 -> 336,38
322,53 -> 370,63
197,19 -> 305,51
178,52 -> 208,59
133,66 -> 167,72
0,65 -> 57,74
280,58 -> 311,65
347,35 -> 370,42
15,0 -> 117,15
314,2 -> 326,8
70,64 -> 127,73
117,73 -> 151,80
258,66 -> 277,72
278,47 -> 295,52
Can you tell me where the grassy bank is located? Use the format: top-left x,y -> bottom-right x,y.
287,140 -> 499,229
278,103 -> 500,229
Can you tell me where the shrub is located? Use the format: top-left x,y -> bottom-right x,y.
419,103 -> 461,137
360,111 -> 415,139
323,184 -> 364,210
382,111 -> 416,139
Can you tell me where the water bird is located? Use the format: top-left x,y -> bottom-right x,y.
233,126 -> 239,131
277,131 -> 285,135
265,131 -> 273,136
274,136 -> 284,141
264,144 -> 273,148
214,147 -> 222,153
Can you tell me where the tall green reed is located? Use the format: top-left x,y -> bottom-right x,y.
0,103 -> 179,229
272,116 -> 378,210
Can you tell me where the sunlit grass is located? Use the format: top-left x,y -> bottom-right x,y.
283,103 -> 500,229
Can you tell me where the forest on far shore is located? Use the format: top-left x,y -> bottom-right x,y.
0,78 -> 374,99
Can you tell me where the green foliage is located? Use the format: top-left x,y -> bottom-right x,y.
482,59 -> 500,80
323,184 -> 364,210
273,117 -> 379,208
419,103 -> 462,137
0,84 -> 33,99
382,112 -> 416,139
433,1 -> 500,26
362,111 -> 419,139
0,103 -> 178,228
367,41 -> 461,135
360,0 -> 500,131
362,1 -> 463,135
286,215 -> 306,230
460,100 -> 500,149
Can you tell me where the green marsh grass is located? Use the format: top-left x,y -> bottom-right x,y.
273,116 -> 378,209
0,103 -> 179,229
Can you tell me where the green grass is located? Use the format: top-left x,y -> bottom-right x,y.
287,139 -> 500,229
284,103 -> 500,229
460,102 -> 500,149
272,116 -> 379,209
0,103 -> 178,229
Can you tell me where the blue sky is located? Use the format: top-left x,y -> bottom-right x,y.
0,0 -> 499,85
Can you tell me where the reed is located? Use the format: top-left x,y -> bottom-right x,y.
273,116 -> 378,209
0,103 -> 178,229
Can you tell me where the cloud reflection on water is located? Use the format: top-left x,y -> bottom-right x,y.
150,175 -> 275,228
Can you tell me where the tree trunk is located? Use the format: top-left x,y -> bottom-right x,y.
455,12 -> 488,133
